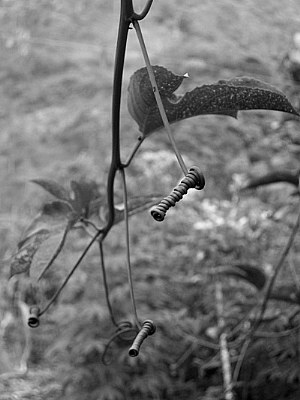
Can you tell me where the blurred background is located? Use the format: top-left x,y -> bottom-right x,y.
0,0 -> 300,399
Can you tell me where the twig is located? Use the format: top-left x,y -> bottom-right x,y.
133,19 -> 188,176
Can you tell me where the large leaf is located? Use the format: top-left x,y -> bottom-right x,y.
241,170 -> 300,191
128,65 -> 299,135
212,263 -> 267,290
10,201 -> 71,278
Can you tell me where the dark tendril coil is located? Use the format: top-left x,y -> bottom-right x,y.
28,306 -> 40,328
150,166 -> 205,222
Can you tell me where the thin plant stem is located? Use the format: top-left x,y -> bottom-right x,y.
122,135 -> 145,168
133,19 -> 188,176
232,337 -> 251,386
120,168 -> 141,329
37,221 -> 71,281
252,202 -> 300,332
39,231 -> 102,316
99,241 -> 118,327
102,327 -> 138,365
80,218 -> 102,233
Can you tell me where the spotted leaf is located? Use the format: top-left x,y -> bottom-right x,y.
10,201 -> 72,278
10,229 -> 50,278
128,65 -> 299,135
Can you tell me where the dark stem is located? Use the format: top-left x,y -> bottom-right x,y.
103,0 -> 132,238
103,0 -> 153,239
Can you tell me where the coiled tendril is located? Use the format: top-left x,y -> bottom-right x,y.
150,166 -> 205,222
128,319 -> 156,357
28,306 -> 40,328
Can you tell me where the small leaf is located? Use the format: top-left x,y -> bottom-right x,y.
128,65 -> 299,135
32,179 -> 71,202
19,201 -> 73,248
212,263 -> 267,290
70,180 -> 101,217
242,170 -> 299,190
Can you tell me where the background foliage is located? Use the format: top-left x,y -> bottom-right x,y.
0,0 -> 299,399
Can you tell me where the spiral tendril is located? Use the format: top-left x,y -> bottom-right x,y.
150,166 -> 205,222
128,319 -> 156,357
28,306 -> 40,328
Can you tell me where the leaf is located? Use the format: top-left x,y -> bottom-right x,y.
10,201 -> 71,278
212,263 -> 267,290
241,170 -> 300,190
127,65 -> 299,135
32,179 -> 71,202
10,229 -> 50,278
70,180 -> 101,217
19,201 -> 73,248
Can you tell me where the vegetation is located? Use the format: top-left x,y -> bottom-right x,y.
0,1 -> 300,399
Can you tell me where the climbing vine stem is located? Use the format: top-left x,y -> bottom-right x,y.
120,168 -> 141,329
